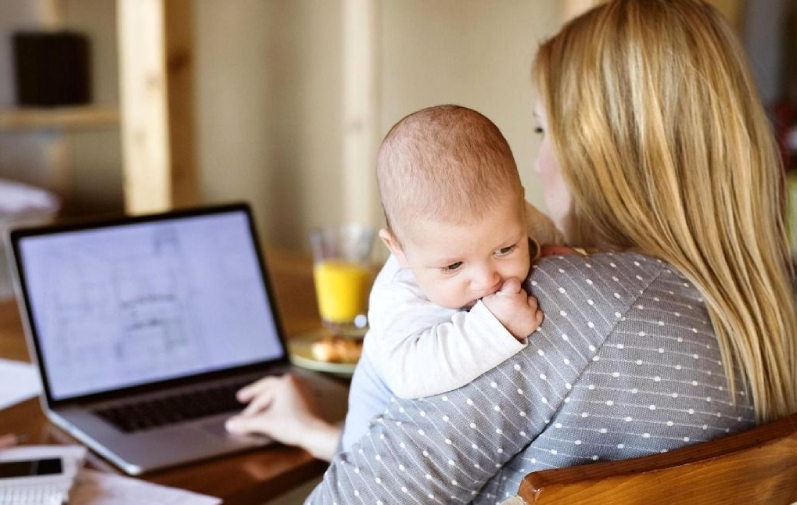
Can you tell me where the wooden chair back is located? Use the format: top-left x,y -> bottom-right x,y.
517,412 -> 797,505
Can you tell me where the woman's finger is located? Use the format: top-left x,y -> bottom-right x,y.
225,415 -> 268,436
241,389 -> 276,417
237,376 -> 281,402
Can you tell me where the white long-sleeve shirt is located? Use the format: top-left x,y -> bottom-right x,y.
366,201 -> 564,400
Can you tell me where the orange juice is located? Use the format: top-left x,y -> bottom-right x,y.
313,260 -> 372,325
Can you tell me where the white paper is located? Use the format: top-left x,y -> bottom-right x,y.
70,470 -> 221,505
0,358 -> 41,410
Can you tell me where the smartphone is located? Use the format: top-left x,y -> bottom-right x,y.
0,458 -> 63,479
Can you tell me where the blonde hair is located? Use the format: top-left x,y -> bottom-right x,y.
377,105 -> 524,241
533,0 -> 797,422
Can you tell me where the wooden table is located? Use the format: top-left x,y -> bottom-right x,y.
0,249 -> 339,504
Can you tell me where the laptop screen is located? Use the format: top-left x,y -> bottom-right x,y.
15,209 -> 286,401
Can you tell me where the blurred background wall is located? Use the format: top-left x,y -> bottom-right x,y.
0,0 -> 790,252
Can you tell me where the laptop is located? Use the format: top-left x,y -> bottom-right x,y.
9,203 -> 348,475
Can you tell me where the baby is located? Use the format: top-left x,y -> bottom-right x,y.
341,104 -> 562,449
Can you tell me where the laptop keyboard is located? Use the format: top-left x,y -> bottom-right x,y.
94,378 -> 259,433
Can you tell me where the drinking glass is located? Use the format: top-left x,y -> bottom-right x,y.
310,224 -> 375,336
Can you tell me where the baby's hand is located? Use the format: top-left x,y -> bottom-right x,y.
482,278 -> 543,341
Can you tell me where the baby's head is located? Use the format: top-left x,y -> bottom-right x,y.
377,105 -> 531,309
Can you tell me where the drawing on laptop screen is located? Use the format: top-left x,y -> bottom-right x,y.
18,212 -> 284,401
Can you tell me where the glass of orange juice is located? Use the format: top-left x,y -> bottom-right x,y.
310,224 -> 374,336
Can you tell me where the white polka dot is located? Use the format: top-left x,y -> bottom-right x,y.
684,437 -> 690,442
399,407 -> 405,413
636,275 -> 643,281
541,397 -> 548,404
588,384 -> 595,390
354,490 -> 359,496
637,305 -> 644,310
562,334 -> 569,341
589,345 -> 597,351
474,463 -> 480,468
599,428 -> 608,433
676,365 -> 682,370
445,439 -> 452,445
442,396 -> 448,401
692,381 -> 698,386
614,293 -> 621,299
634,261 -> 641,266
518,388 -> 524,395
538,349 -> 545,356
612,276 -> 619,282
606,400 -> 614,406
677,337 -> 683,343
565,383 -> 572,390
658,321 -> 664,326
422,451 -> 429,457
490,382 -> 497,388
654,376 -> 661,382
586,279 -> 594,285
496,429 -> 503,434
520,431 -> 527,436
612,372 -> 620,378
514,364 -> 521,371
551,449 -> 557,455
558,287 -> 566,293
417,429 -> 425,435
643,433 -> 650,438
581,412 -> 589,418
560,310 -> 568,317
558,268 -> 565,273
588,299 -> 594,305
661,449 -> 668,453
639,331 -> 646,337
689,409 -> 695,414
420,411 -> 426,417
631,388 -> 638,394
586,263 -> 592,268
610,262 -> 617,268
649,405 -> 656,410
443,415 -> 449,422
467,399 -> 474,405
672,393 -> 679,398
692,328 -> 698,333
540,373 -> 547,380
706,397 -> 712,402
494,405 -> 501,411
592,356 -> 600,362
675,312 -> 681,317
402,487 -> 408,493
448,460 -> 454,466
693,354 -> 699,359
470,423 -> 477,429
531,281 -> 538,286
615,312 -> 622,318
667,421 -> 674,426
376,478 -> 382,484
636,360 -> 643,365
399,464 -> 405,471
617,443 -> 625,449
658,348 -> 665,353
592,455 -> 599,461
703,424 -> 708,430
625,416 -> 633,422
520,411 -> 526,417
451,480 -> 458,485
563,358 -> 570,365
588,322 -> 595,328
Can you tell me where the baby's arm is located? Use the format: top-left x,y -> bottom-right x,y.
370,271 -> 541,400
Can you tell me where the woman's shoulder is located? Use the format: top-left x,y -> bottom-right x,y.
530,251 -> 670,285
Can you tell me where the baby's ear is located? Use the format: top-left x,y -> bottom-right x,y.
378,228 -> 410,268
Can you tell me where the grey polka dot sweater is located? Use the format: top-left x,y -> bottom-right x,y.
305,252 -> 755,504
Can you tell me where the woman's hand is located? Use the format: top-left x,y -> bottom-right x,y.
225,374 -> 342,462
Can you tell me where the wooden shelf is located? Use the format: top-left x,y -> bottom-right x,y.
0,106 -> 119,132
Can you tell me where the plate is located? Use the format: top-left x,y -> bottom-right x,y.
288,329 -> 359,377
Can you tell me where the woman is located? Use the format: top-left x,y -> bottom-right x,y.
227,0 -> 797,502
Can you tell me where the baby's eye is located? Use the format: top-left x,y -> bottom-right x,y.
533,126 -> 544,135
496,245 -> 516,256
442,262 -> 463,272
